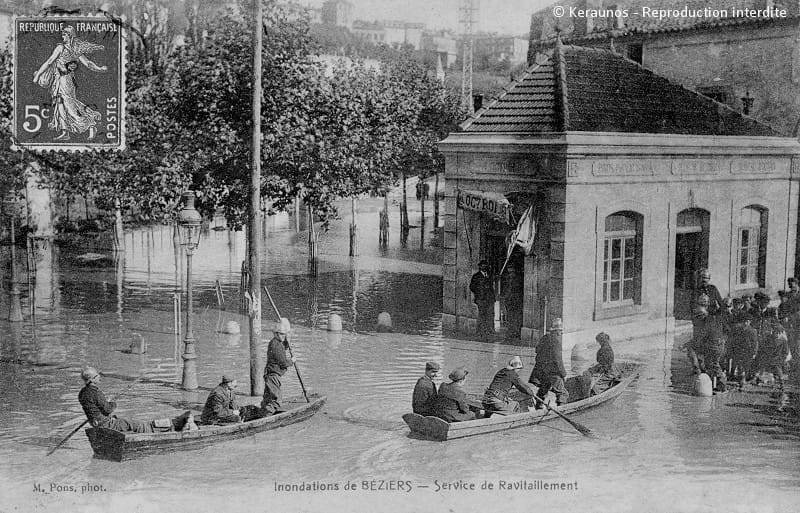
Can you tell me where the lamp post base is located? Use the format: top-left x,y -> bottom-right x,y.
7,285 -> 23,322
181,336 -> 198,390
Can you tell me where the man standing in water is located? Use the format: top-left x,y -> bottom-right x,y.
261,318 -> 295,415
78,367 -> 152,432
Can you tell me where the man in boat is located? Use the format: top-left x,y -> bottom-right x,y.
261,318 -> 295,416
582,333 -> 621,396
470,260 -> 495,338
528,318 -> 568,407
412,361 -> 440,416
430,367 -> 476,422
482,356 -> 537,415
77,367 -> 152,433
200,375 -> 242,425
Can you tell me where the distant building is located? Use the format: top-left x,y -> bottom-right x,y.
382,20 -> 424,50
0,6 -> 13,47
474,35 -> 528,66
352,20 -> 385,44
421,30 -> 457,68
321,0 -> 353,30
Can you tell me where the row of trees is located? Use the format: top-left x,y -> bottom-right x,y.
0,0 -> 463,236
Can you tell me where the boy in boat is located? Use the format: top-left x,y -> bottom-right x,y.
77,367 -> 152,433
412,362 -> 440,416
529,318 -> 569,407
582,333 -> 621,396
430,367 -> 476,422
261,318 -> 296,415
200,375 -> 242,424
482,356 -> 537,415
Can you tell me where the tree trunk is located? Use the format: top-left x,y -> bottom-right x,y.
379,191 -> 389,247
349,196 -> 358,257
434,172 -> 440,227
113,198 -> 125,253
401,172 -> 409,231
308,204 -> 317,275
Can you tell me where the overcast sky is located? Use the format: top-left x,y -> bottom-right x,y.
302,0 -> 553,35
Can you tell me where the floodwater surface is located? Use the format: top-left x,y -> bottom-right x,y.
1,196 -> 798,513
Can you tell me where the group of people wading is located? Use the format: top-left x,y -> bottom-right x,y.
687,269 -> 798,393
78,319 -> 296,433
412,318 -> 622,422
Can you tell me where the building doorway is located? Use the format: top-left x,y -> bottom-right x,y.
673,208 -> 710,319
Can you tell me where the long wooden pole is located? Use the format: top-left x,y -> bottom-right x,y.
248,0 -> 264,397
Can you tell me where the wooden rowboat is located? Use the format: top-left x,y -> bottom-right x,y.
86,394 -> 326,461
403,365 -> 639,441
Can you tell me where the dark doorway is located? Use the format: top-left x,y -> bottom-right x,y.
674,208 -> 710,319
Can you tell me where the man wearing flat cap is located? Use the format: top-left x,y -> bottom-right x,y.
78,367 -> 152,432
201,375 -> 242,425
482,356 -> 537,415
431,367 -> 476,422
412,362 -> 440,416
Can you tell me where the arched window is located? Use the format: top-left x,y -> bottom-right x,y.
602,211 -> 643,305
736,206 -> 768,287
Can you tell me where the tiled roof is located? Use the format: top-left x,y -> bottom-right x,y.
462,42 -> 779,136
537,0 -> 799,40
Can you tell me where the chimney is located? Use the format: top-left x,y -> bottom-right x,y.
606,4 -> 626,30
473,94 -> 484,112
572,0 -> 604,36
529,14 -> 549,42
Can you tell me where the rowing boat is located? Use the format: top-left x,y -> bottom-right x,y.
403,365 -> 639,441
86,394 -> 326,461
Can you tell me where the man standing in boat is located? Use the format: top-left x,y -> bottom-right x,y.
528,318 -> 569,406
261,318 -> 295,416
412,361 -> 440,416
482,356 -> 537,415
201,376 -> 242,424
78,367 -> 152,433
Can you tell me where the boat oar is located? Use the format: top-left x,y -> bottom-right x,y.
263,286 -> 310,403
47,372 -> 147,456
529,394 -> 594,438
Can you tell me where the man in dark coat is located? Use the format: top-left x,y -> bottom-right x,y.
431,367 -> 475,422
728,313 -> 759,388
201,376 -> 241,424
78,367 -> 152,433
470,260 -> 495,337
696,268 -> 724,315
261,318 -> 295,415
482,356 -> 536,415
529,318 -> 569,406
412,361 -> 440,415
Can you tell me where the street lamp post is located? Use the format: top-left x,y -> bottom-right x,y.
4,195 -> 23,322
178,191 -> 202,390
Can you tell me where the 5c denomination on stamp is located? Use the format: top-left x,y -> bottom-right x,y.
13,15 -> 125,152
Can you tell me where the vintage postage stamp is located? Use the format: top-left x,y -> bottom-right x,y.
12,15 -> 125,152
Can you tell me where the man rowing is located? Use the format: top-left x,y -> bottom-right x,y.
261,318 -> 295,416
482,356 -> 537,415
78,367 -> 152,433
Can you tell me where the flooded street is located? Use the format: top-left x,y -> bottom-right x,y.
1,195 -> 799,513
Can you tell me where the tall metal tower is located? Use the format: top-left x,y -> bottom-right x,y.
459,0 -> 479,115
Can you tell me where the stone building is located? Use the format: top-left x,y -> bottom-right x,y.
439,41 -> 800,351
528,0 -> 800,136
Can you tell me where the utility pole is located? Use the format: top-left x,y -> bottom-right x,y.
248,0 -> 264,397
459,0 -> 479,115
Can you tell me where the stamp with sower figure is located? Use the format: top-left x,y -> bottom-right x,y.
12,15 -> 125,152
